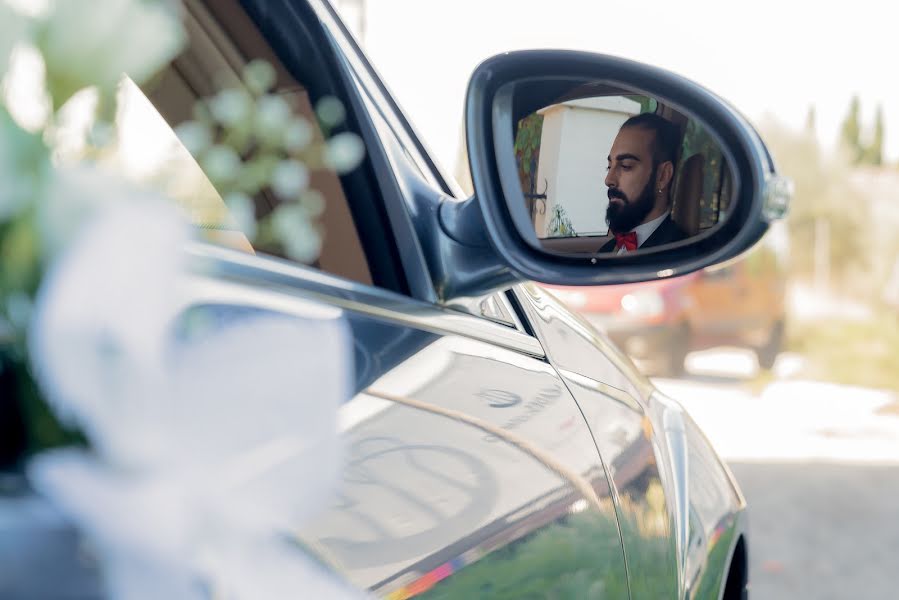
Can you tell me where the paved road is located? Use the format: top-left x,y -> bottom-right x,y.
729,462 -> 899,600
652,349 -> 899,600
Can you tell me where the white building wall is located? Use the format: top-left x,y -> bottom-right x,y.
537,96 -> 640,236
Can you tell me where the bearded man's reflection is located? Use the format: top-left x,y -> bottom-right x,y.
600,113 -> 688,253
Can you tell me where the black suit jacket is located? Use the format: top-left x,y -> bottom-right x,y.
600,215 -> 689,253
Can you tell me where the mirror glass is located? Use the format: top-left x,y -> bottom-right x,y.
511,83 -> 734,256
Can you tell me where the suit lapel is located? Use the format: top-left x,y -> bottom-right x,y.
642,216 -> 675,248
600,238 -> 617,253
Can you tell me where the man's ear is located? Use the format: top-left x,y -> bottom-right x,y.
657,161 -> 675,190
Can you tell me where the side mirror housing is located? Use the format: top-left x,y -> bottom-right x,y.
463,50 -> 791,287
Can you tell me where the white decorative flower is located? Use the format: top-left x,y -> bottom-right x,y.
283,118 -> 313,152
28,200 -> 359,598
29,201 -> 191,453
316,97 -> 346,128
209,88 -> 252,128
224,191 -> 257,239
174,120 -> 212,156
2,43 -> 53,132
255,94 -> 292,144
242,59 -> 276,96
325,132 -> 365,174
34,165 -> 164,259
198,539 -> 368,600
0,1 -> 29,81
271,159 -> 309,201
201,145 -> 241,184
272,203 -> 321,263
36,0 -> 186,109
301,189 -> 326,218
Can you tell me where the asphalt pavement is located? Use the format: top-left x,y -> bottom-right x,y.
728,461 -> 899,600
653,348 -> 899,600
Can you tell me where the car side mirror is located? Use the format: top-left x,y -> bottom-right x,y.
461,50 -> 791,287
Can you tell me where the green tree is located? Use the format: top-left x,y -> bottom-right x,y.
800,105 -> 821,172
863,104 -> 885,166
840,95 -> 863,164
761,115 -> 869,291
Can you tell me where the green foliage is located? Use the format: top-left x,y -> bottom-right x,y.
760,115 -> 868,290
863,105 -> 885,166
679,119 -> 725,227
788,311 -> 899,393
419,512 -> 633,600
839,97 -> 886,166
546,204 -> 577,237
1,353 -> 86,460
633,95 -> 658,114
515,113 -> 544,184
840,95 -> 863,163
689,525 -> 737,600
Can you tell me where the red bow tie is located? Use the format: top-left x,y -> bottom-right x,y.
614,231 -> 638,252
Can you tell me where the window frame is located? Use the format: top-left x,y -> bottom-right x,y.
167,0 -> 426,297
314,0 -> 465,200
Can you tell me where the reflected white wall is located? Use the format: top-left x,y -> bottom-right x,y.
536,97 -> 639,236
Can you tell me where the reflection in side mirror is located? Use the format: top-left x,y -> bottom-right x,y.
457,50 -> 790,292
513,87 -> 733,257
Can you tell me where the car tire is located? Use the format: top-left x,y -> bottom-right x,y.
756,320 -> 784,370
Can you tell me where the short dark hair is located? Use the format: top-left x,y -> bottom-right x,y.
621,113 -> 680,166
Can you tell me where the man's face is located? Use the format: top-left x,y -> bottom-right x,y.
604,126 -> 657,234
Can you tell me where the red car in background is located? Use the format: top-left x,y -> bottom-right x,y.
547,251 -> 787,376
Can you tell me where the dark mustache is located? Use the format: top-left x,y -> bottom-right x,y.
607,188 -> 627,201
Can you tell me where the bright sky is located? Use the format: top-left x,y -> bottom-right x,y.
345,0 -> 899,177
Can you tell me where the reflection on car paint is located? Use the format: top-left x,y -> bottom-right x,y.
561,373 -> 680,598
515,283 -> 745,598
681,416 -> 745,599
294,329 -> 630,598
513,285 -> 677,593
186,284 -> 746,599
518,283 -> 652,400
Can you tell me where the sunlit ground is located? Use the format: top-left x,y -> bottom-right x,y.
656,348 -> 899,464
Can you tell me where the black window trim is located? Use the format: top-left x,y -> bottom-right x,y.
315,0 -> 465,200
187,242 -> 546,359
239,0 -> 439,302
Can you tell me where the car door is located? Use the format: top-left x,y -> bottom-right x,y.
179,266 -> 629,598
163,1 -> 631,598
292,3 -> 632,594
514,283 -> 682,599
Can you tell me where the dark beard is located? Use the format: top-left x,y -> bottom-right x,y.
606,168 -> 656,234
